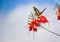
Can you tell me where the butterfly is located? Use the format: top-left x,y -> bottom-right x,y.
33,7 -> 49,23
33,7 -> 46,16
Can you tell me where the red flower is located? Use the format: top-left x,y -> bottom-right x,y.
31,19 -> 36,25
28,18 -> 42,32
35,20 -> 41,27
36,19 -> 41,23
28,19 -> 37,31
58,16 -> 60,20
29,25 -> 34,31
38,16 -> 48,23
57,9 -> 60,20
28,19 -> 41,32
33,28 -> 37,32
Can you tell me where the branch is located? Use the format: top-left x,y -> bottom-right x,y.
40,26 -> 60,36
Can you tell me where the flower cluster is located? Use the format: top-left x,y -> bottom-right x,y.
28,15 -> 49,32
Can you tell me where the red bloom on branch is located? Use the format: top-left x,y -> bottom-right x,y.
33,28 -> 37,32
35,20 -> 41,27
38,16 -> 48,23
57,7 -> 60,20
28,19 -> 41,32
58,16 -> 60,20
29,25 -> 34,31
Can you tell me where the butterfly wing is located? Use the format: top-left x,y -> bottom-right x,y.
33,7 -> 41,15
33,7 -> 46,16
41,8 -> 46,14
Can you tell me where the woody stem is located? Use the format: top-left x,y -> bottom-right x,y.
40,26 -> 60,36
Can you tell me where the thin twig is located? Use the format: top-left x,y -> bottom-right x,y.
40,26 -> 60,36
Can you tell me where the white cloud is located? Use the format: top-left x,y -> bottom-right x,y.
0,4 -> 60,42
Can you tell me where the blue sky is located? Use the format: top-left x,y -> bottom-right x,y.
0,0 -> 60,15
